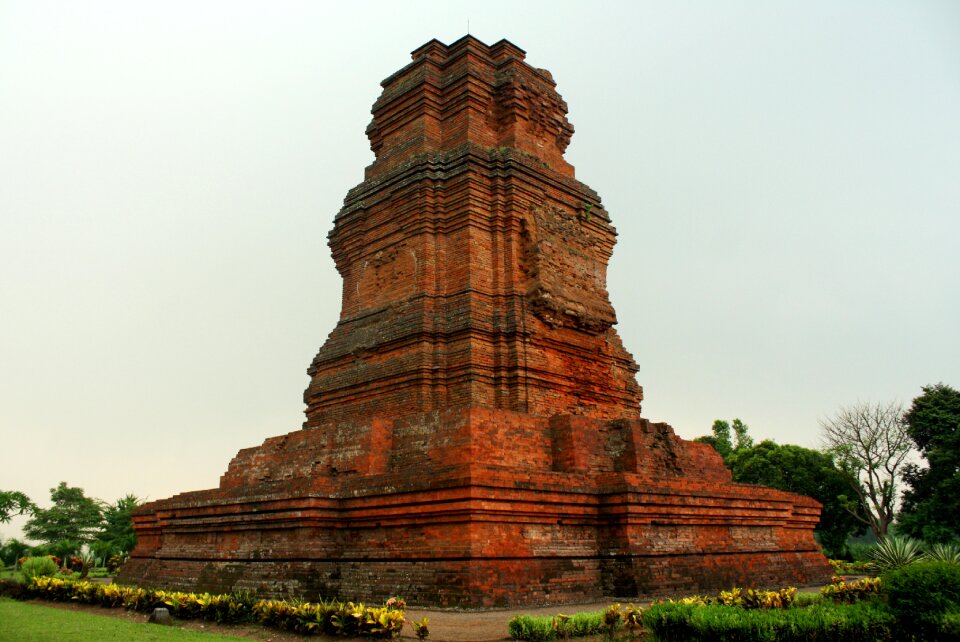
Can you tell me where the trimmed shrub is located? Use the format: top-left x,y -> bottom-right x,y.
884,560 -> 960,640
507,603 -> 641,641
644,600 -> 895,642
508,609 -> 608,641
508,614 -> 555,642
19,556 -> 58,581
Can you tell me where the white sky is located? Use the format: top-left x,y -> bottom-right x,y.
2,0 -> 958,541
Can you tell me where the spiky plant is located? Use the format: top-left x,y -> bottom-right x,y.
925,541 -> 960,564
870,536 -> 924,571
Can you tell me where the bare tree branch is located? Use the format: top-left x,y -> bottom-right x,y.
819,400 -> 914,538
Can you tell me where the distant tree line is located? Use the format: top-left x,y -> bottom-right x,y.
0,482 -> 141,568
695,418 -> 862,557
694,383 -> 960,557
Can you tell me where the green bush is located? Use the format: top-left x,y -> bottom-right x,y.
570,611 -> 603,636
884,560 -> 960,640
508,614 -> 556,642
643,600 -> 895,642
940,611 -> 960,641
507,609 -> 610,641
19,556 -> 58,581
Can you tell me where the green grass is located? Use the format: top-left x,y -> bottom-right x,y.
0,598 -> 253,642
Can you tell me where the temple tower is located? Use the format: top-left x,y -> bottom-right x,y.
304,37 -> 639,427
120,37 -> 832,607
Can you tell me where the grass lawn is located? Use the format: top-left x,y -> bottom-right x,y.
0,599 -> 253,642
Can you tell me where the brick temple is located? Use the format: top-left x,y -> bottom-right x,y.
119,36 -> 832,607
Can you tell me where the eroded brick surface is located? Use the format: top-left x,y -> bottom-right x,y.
119,36 -> 832,607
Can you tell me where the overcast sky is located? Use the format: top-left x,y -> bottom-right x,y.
2,1 -> 958,541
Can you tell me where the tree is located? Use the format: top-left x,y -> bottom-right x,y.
0,537 -> 31,566
23,482 -> 104,553
898,383 -> 960,543
0,490 -> 34,523
695,418 -> 753,464
819,401 -> 913,539
92,494 -> 141,558
728,441 -> 863,557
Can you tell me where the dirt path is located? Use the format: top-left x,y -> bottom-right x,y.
404,600 -> 613,641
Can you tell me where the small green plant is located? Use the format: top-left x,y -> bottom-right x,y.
579,202 -> 593,222
622,603 -> 643,630
870,535 -> 924,571
715,586 -> 797,609
820,575 -> 882,603
105,553 -> 127,573
78,551 -> 95,579
508,609 -> 607,641
508,613 -> 556,641
19,556 -> 58,581
601,603 -> 622,640
550,613 -> 569,638
412,616 -> 429,641
829,558 -> 875,574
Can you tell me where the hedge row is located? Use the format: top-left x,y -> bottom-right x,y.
22,576 -> 406,638
643,600 -> 896,642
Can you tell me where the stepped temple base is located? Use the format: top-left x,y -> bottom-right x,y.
119,408 -> 831,607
